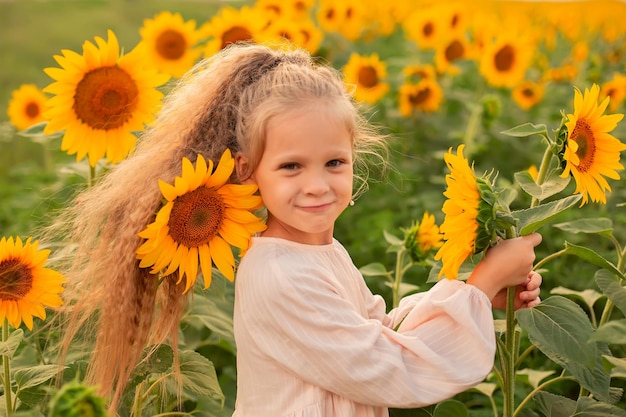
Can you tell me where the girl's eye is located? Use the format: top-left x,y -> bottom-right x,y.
327,159 -> 344,167
279,163 -> 299,170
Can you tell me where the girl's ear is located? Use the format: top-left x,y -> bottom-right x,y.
235,152 -> 254,184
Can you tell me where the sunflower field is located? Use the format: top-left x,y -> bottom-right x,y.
2,0 -> 626,416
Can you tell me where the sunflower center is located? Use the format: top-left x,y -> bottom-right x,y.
358,66 -> 378,88
221,26 -> 253,49
494,44 -> 515,72
0,258 -> 33,301
445,40 -> 464,62
168,186 -> 225,247
25,102 -> 41,118
570,120 -> 596,172
156,29 -> 187,60
522,88 -> 534,98
423,22 -> 434,37
410,88 -> 431,105
74,66 -> 139,130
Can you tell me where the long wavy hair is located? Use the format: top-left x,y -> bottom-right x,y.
50,42 -> 387,411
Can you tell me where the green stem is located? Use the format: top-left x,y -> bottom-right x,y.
2,319 -> 13,416
533,248 -> 567,271
88,164 -> 96,188
530,146 -> 554,208
392,250 -> 406,309
463,103 -> 482,157
513,375 -> 577,417
515,344 -> 536,369
503,286 -> 517,417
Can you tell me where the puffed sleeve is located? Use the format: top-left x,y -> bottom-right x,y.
238,256 -> 496,408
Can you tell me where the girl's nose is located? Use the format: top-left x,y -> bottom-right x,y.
302,172 -> 330,195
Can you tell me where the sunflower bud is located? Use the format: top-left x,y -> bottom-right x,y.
403,212 -> 443,263
481,94 -> 501,128
48,380 -> 108,417
474,177 -> 517,254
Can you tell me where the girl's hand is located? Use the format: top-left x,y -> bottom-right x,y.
491,270 -> 542,310
467,233 -> 542,301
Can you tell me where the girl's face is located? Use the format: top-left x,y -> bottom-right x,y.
245,102 -> 353,245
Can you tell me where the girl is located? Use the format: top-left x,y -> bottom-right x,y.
53,43 -> 542,415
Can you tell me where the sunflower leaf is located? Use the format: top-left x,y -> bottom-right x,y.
553,218 -> 613,237
595,269 -> 626,316
14,364 -> 61,391
501,122 -> 548,139
562,242 -> 624,280
512,194 -> 582,235
514,169 -> 570,201
0,329 -> 24,358
589,319 -> 626,345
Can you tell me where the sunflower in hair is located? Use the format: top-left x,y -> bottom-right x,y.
136,149 -> 266,292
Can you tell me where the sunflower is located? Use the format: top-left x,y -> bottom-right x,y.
402,7 -> 444,50
7,84 -> 47,131
342,52 -> 389,105
257,16 -> 308,50
434,145 -> 481,279
434,35 -> 472,75
200,6 -> 268,58
512,80 -> 545,110
434,145 -> 513,279
136,11 -> 202,78
136,150 -> 266,292
0,236 -> 65,330
600,73 -> 626,112
403,212 -> 443,263
43,30 -> 170,167
560,84 -> 626,205
479,31 -> 535,88
398,78 -> 443,116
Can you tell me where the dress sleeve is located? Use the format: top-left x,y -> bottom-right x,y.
238,257 -> 496,408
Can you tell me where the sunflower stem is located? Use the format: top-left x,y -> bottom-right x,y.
88,164 -> 96,188
392,250 -> 406,309
2,319 -> 13,416
463,102 -> 483,158
503,226 -> 518,417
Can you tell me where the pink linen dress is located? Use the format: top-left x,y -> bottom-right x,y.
232,237 -> 496,417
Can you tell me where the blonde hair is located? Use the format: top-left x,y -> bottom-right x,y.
52,42 -> 387,411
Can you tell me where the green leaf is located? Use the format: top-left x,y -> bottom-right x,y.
589,319 -> 626,345
517,296 -> 597,368
0,329 -> 24,358
433,400 -> 469,417
514,169 -> 570,201
14,364 -> 62,391
562,243 -> 624,280
513,194 -> 582,235
359,262 -> 390,277
517,369 -> 556,389
383,230 -> 403,246
574,396 -> 626,416
472,382 -> 497,397
553,218 -> 613,237
602,356 -> 626,376
501,122 -> 548,138
595,269 -> 626,317
517,296 -> 615,402
550,286 -> 603,312
533,391 -> 576,417
17,121 -> 49,137
176,350 -> 224,402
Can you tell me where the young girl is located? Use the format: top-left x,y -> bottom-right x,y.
54,43 -> 542,415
